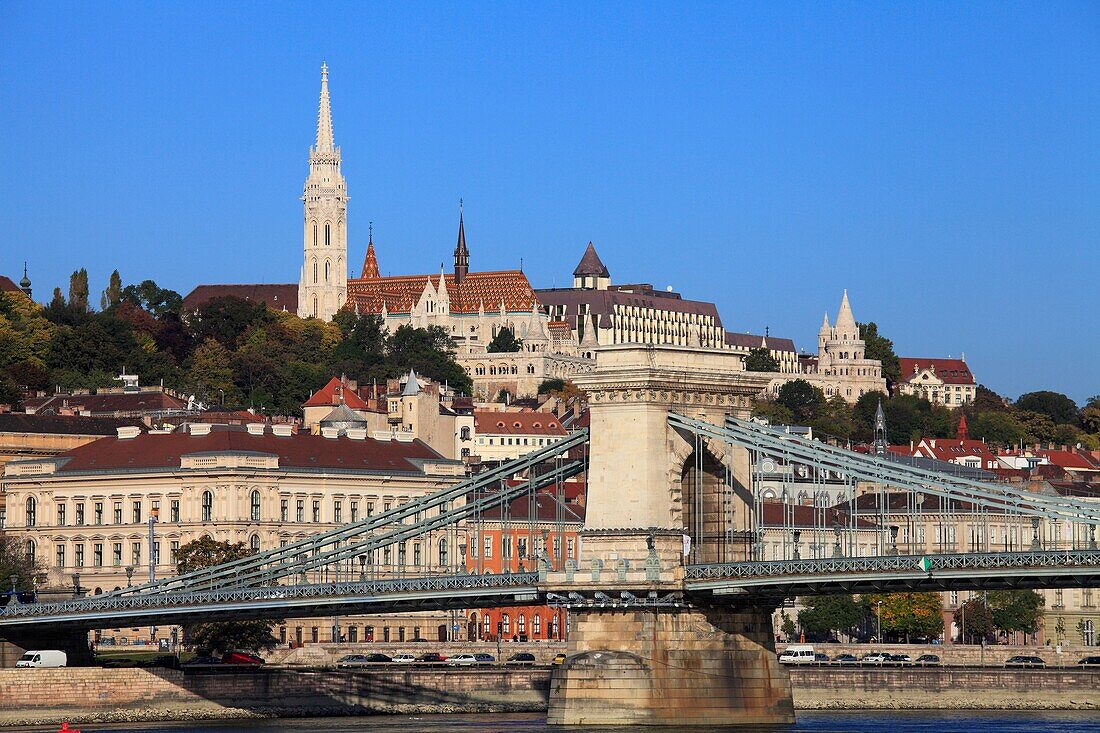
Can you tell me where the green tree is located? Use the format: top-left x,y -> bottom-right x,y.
190,296 -> 271,347
0,535 -> 43,592
953,597 -> 994,643
972,384 -> 1009,413
744,348 -> 780,372
988,590 -> 1045,635
858,322 -> 900,386
187,338 -> 239,405
1016,391 -> 1078,425
538,378 -> 566,395
751,399 -> 793,426
385,325 -> 473,394
120,279 -> 183,318
100,269 -> 123,310
812,395 -> 854,439
780,611 -> 797,642
864,592 -> 943,642
68,268 -> 90,312
797,594 -> 863,639
970,412 -> 1026,448
175,537 -> 279,654
776,379 -> 826,424
486,326 -> 522,353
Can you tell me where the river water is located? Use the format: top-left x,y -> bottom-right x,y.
66,712 -> 1100,733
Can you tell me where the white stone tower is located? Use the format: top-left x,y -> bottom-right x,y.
298,62 -> 348,321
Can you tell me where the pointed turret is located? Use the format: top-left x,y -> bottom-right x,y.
873,399 -> 887,455
819,312 -> 831,334
402,369 -> 422,397
454,200 -> 469,284
835,289 -> 857,332
314,61 -> 335,153
580,312 -> 599,348
957,412 -> 969,441
572,242 -> 611,290
18,262 -> 31,298
361,223 -> 380,278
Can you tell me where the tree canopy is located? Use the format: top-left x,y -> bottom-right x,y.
863,592 -> 943,642
858,322 -> 900,386
1015,391 -> 1078,426
797,594 -> 864,639
744,348 -> 780,372
486,326 -> 522,353
176,537 -> 279,654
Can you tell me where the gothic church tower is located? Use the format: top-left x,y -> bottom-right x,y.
298,62 -> 348,321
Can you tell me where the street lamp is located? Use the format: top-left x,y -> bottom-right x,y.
876,600 -> 883,644
358,554 -> 367,582
125,566 -> 134,587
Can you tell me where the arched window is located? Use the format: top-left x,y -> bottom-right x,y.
518,614 -> 526,635
250,534 -> 260,553
25,496 -> 36,527
502,613 -> 510,635
325,260 -> 331,283
312,296 -> 318,318
532,615 -> 541,637
438,538 -> 448,567
324,223 -> 331,246
551,615 -> 559,638
201,491 -> 213,522
25,539 -> 35,562
312,222 -> 318,247
313,259 -> 318,283
483,615 -> 491,637
250,490 -> 261,522
460,426 -> 471,441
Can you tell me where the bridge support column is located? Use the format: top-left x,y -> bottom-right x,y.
547,603 -> 792,727
0,630 -> 93,667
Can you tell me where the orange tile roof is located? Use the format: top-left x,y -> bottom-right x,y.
303,376 -> 369,409
347,270 -> 538,315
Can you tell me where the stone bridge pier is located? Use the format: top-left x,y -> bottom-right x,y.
545,345 -> 794,726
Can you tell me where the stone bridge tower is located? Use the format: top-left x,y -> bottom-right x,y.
545,344 -> 794,726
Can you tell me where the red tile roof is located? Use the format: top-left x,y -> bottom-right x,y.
303,376 -> 369,409
758,501 -> 879,529
347,270 -> 537,315
910,438 -> 1000,469
899,358 -> 975,385
1034,450 -> 1100,472
474,410 -> 566,436
46,427 -> 443,474
0,276 -> 26,294
481,492 -> 585,523
182,284 -> 298,313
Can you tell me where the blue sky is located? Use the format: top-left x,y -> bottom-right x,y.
1,3 -> 1097,403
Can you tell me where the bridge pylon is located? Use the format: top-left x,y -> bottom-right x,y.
545,345 -> 794,727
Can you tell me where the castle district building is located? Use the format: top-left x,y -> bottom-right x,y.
2,422 -> 467,645
896,356 -> 977,407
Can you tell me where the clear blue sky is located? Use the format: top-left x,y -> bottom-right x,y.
1,3 -> 1097,403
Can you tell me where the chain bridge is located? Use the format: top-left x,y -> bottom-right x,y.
3,345 -> 1098,726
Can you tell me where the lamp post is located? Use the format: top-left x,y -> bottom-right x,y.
125,566 -> 134,588
149,507 -> 159,583
876,600 -> 883,644
358,554 -> 368,583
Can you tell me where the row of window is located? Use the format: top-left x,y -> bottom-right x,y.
26,493 -> 409,528
468,534 -> 576,560
476,436 -> 560,447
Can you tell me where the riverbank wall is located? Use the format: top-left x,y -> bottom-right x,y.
0,665 -> 1096,726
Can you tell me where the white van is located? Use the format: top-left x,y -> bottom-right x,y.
778,645 -> 815,664
15,650 -> 67,668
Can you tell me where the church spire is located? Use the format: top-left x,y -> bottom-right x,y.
361,222 -> 380,278
873,399 -> 887,455
314,61 -> 335,154
957,412 -> 969,441
454,199 -> 469,284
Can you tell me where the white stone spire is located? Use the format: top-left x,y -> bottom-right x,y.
315,61 -> 335,154
298,62 -> 348,322
835,289 -> 856,331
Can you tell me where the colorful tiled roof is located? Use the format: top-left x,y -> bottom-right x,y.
348,270 -> 538,315
899,358 -> 975,385
182,284 -> 298,313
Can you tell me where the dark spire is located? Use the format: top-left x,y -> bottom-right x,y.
18,262 -> 31,298
873,399 -> 887,456
573,241 -> 610,279
454,199 -> 469,284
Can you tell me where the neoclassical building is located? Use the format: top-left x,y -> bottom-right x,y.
3,422 -> 467,644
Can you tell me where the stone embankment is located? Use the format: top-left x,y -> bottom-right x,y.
1,662 -> 1097,726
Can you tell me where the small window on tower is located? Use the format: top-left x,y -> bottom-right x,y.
325,223 -> 331,246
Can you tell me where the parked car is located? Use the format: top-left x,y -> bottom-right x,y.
448,654 -> 480,666
337,654 -> 368,668
391,654 -> 416,664
814,653 -> 830,662
473,653 -> 495,665
363,653 -> 392,663
416,652 -> 446,664
860,652 -> 891,664
182,656 -> 222,667
915,654 -> 942,666
507,652 -> 537,665
1077,655 -> 1100,666
15,650 -> 67,668
831,653 -> 858,664
1004,655 -> 1046,668
551,653 -> 568,666
222,651 -> 265,666
888,653 -> 912,664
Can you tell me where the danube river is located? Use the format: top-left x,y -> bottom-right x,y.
66,712 -> 1100,733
